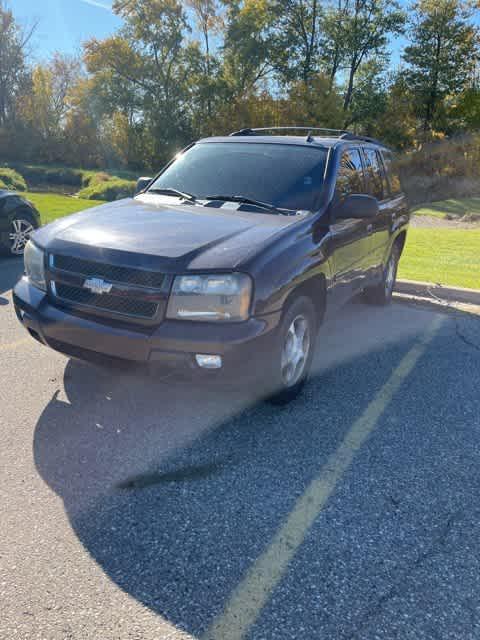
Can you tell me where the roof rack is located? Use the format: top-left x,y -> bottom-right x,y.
339,132 -> 386,147
229,126 -> 350,140
229,126 -> 387,147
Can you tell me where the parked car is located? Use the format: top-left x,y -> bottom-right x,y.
0,190 -> 40,256
13,127 -> 409,403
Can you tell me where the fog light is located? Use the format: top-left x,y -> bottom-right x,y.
195,354 -> 222,369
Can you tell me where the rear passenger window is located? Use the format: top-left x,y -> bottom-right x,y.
381,151 -> 402,196
363,148 -> 384,200
336,149 -> 365,198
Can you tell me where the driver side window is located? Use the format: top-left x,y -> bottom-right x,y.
336,149 -> 365,200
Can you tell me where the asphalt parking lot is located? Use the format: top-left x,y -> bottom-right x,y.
1,256 -> 480,640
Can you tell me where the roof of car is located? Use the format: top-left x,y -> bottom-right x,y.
198,135 -> 389,150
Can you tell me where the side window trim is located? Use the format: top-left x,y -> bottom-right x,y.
381,150 -> 402,198
376,149 -> 391,201
350,147 -> 366,194
362,146 -> 387,202
335,146 -> 366,200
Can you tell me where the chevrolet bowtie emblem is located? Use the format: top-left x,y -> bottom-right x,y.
83,277 -> 113,295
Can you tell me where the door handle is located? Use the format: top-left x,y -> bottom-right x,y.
367,224 -> 373,234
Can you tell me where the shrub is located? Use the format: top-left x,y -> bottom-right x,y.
77,178 -> 136,201
0,167 -> 27,191
9,164 -> 83,187
398,134 -> 480,204
86,171 -> 113,186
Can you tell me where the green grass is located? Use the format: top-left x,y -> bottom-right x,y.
398,227 -> 480,289
26,192 -> 105,224
413,197 -> 480,220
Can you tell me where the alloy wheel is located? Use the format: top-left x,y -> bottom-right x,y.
281,314 -> 311,387
9,219 -> 34,255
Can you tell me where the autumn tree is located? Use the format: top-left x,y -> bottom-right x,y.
403,0 -> 479,133
272,0 -> 323,83
0,1 -> 35,126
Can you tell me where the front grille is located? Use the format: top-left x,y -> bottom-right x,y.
54,283 -> 158,319
53,254 -> 165,288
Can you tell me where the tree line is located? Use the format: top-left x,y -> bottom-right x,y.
0,0 -> 479,172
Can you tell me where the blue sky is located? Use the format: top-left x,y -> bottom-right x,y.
10,0 -> 121,61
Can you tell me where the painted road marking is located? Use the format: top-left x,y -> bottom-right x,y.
0,338 -> 30,352
204,316 -> 443,640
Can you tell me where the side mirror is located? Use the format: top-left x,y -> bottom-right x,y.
135,176 -> 153,194
334,194 -> 379,219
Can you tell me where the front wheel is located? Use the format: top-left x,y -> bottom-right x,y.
364,244 -> 400,306
266,296 -> 318,405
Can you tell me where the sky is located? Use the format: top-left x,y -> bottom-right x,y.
10,0 -> 121,61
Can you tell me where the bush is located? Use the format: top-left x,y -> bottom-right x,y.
0,167 -> 27,191
398,134 -> 480,204
85,171 -> 113,186
9,163 -> 83,188
77,178 -> 136,201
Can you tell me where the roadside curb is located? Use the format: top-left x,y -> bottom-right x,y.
395,279 -> 480,306
393,292 -> 480,317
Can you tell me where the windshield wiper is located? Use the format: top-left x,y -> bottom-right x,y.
204,194 -> 282,214
148,187 -> 197,202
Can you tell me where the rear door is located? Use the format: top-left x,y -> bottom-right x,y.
329,147 -> 375,306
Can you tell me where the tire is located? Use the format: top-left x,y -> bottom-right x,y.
265,296 -> 318,405
3,210 -> 37,256
364,243 -> 400,306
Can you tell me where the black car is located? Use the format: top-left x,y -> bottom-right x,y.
0,190 -> 40,255
13,127 -> 409,403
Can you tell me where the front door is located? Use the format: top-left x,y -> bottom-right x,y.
329,147 -> 375,307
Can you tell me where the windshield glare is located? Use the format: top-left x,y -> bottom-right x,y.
149,142 -> 327,211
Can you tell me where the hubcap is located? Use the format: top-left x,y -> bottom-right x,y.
281,315 -> 310,387
9,219 -> 34,255
385,253 -> 396,295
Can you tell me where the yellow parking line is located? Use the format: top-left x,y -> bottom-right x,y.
0,337 -> 31,352
204,316 -> 443,640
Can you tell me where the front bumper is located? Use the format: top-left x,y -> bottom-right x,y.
13,276 -> 280,381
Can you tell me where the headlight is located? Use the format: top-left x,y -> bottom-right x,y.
24,240 -> 46,291
166,273 -> 252,322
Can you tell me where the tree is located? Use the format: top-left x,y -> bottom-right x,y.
282,73 -> 344,126
85,0 -> 192,166
0,1 -> 35,126
18,54 -> 82,162
185,0 -> 222,128
326,0 -> 405,112
221,0 -> 275,98
272,0 -> 323,84
403,0 -> 479,133
346,59 -> 388,131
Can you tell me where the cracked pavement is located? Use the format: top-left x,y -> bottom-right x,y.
1,256 -> 480,640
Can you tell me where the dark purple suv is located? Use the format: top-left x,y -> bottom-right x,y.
13,127 -> 409,403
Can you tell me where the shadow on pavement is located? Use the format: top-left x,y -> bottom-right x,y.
0,256 -> 23,303
32,300 -> 479,639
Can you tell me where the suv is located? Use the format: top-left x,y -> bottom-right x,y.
13,127 -> 409,403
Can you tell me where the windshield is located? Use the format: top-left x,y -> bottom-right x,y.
149,142 -> 327,211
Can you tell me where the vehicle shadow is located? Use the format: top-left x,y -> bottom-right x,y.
31,303 -> 455,638
0,256 -> 23,304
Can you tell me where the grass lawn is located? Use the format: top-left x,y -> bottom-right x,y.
413,197 -> 480,220
398,227 -> 480,290
26,192 -> 106,225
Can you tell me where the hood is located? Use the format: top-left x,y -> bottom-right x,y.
32,194 -> 302,271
